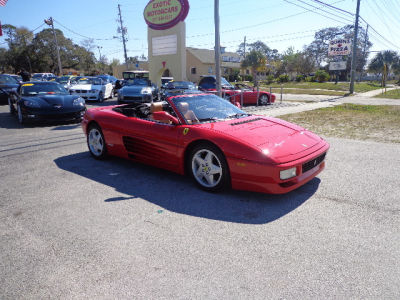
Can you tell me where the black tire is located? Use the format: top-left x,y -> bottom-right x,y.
258,94 -> 270,106
87,124 -> 108,159
17,104 -> 25,124
98,91 -> 104,103
188,143 -> 230,192
8,98 -> 15,114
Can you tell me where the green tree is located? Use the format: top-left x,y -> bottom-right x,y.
241,50 -> 267,86
368,51 -> 400,86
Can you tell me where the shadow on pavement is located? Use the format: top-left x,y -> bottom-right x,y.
54,152 -> 320,224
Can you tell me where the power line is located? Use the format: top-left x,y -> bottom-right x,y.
310,0 -> 354,16
0,22 -> 46,46
53,19 -> 115,41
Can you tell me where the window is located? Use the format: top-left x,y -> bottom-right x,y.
191,67 -> 196,74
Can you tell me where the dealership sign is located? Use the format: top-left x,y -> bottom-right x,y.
328,39 -> 351,56
144,0 -> 190,30
329,61 -> 347,71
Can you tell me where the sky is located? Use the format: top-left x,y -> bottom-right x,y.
1,0 -> 400,64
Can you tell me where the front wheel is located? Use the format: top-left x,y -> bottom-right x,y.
17,104 -> 25,124
258,94 -> 270,106
98,91 -> 104,103
8,98 -> 15,114
87,124 -> 108,159
189,143 -> 230,192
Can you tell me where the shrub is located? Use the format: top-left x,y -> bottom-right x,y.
306,75 -> 315,82
314,70 -> 330,83
243,74 -> 253,82
296,75 -> 304,82
277,74 -> 289,83
264,75 -> 274,84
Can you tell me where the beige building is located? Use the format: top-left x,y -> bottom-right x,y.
186,47 -> 242,83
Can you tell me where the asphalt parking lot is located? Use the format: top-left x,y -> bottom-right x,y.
1,99 -> 399,299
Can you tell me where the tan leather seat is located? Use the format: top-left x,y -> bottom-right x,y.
149,102 -> 170,124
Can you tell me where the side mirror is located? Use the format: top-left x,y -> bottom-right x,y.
152,111 -> 179,125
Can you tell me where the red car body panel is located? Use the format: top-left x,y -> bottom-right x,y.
203,88 -> 276,105
82,97 -> 328,194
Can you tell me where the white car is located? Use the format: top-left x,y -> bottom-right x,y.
69,77 -> 113,102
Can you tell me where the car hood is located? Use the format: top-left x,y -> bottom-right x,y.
122,86 -> 150,94
0,83 -> 19,91
70,84 -> 98,90
203,116 -> 322,160
25,94 -> 78,107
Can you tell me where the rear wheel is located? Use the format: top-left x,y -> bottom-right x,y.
258,94 -> 270,105
87,124 -> 108,159
189,143 -> 230,192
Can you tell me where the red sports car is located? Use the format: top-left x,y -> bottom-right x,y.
82,93 -> 329,194
198,75 -> 275,106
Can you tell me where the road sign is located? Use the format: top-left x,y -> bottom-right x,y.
328,39 -> 351,56
329,61 -> 347,71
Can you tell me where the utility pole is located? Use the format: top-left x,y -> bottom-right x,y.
349,0 -> 361,94
360,24 -> 369,81
214,0 -> 221,97
117,4 -> 129,70
244,36 -> 247,58
44,17 -> 63,76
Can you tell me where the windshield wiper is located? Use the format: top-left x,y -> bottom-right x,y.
226,113 -> 249,119
198,117 -> 221,122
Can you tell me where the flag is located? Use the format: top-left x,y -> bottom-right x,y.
0,0 -> 8,7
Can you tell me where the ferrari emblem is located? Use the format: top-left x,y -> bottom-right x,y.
183,128 -> 189,135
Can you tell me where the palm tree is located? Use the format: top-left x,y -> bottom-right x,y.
368,51 -> 400,86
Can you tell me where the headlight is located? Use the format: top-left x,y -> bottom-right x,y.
280,167 -> 297,180
73,97 -> 85,107
23,100 -> 41,108
141,87 -> 152,95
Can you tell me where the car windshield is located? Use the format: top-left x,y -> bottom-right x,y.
32,74 -> 43,79
199,77 -> 233,89
167,81 -> 195,90
78,78 -> 102,85
125,78 -> 149,86
20,83 -> 69,96
0,75 -> 18,84
56,77 -> 70,84
171,94 -> 248,124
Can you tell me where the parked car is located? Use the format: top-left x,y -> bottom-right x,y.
0,74 -> 20,105
31,73 -> 57,81
117,77 -> 158,104
7,74 -> 23,84
69,77 -> 113,102
55,76 -> 74,90
97,74 -> 118,96
82,93 -> 329,194
160,80 -> 201,100
8,81 -> 86,124
198,75 -> 275,105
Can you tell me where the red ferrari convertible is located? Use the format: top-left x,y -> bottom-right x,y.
198,75 -> 276,105
82,94 -> 329,194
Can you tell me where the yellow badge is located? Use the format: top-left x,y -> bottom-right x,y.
183,128 -> 189,135
80,78 -> 87,80
22,83 -> 34,87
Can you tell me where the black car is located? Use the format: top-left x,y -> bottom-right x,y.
161,81 -> 201,100
0,74 -> 19,105
8,81 -> 86,124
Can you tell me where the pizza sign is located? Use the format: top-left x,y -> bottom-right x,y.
328,39 -> 352,56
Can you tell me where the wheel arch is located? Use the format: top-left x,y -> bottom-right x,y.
183,139 -> 230,175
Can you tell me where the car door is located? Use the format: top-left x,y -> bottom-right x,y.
121,118 -> 181,172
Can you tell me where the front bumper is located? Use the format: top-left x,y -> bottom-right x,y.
119,94 -> 152,103
21,107 -> 86,122
228,142 -> 330,194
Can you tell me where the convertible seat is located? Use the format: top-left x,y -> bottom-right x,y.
149,102 -> 170,124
